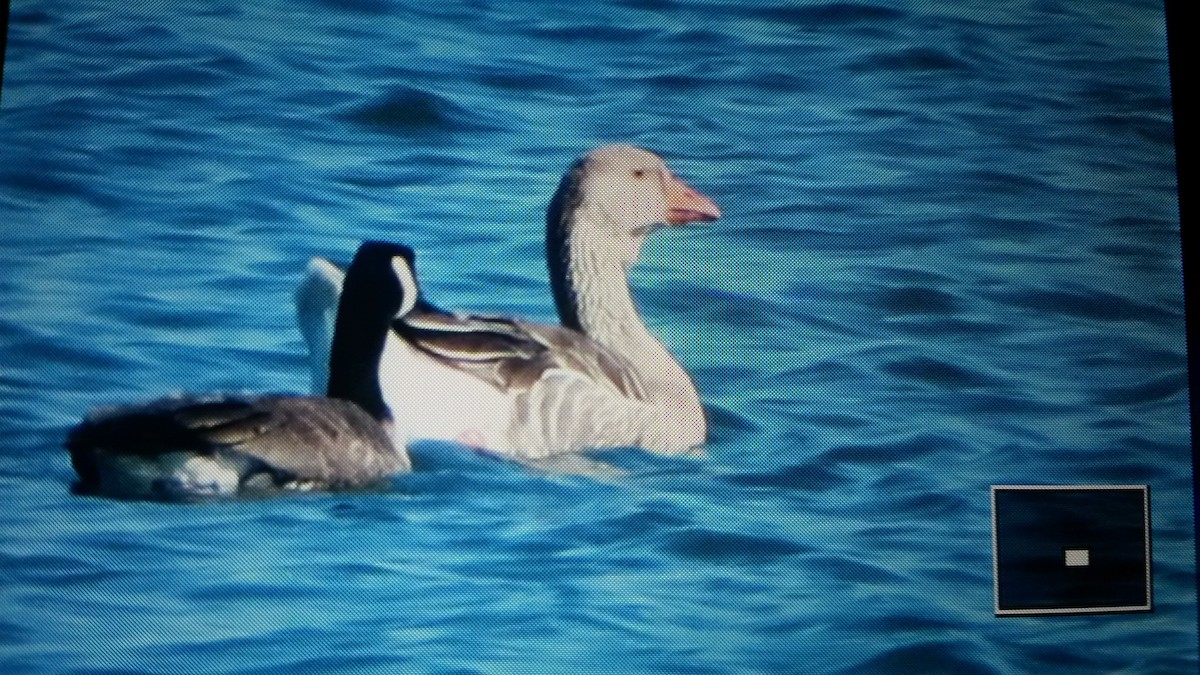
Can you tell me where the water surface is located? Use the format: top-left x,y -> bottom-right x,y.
1,0 -> 1194,672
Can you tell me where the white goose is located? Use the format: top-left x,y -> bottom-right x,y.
67,241 -> 417,500
296,144 -> 720,458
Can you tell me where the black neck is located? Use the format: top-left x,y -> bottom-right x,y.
326,281 -> 393,421
546,167 -> 584,332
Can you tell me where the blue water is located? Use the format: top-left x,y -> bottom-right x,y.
1,0 -> 1194,672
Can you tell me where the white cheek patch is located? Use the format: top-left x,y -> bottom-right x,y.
391,256 -> 419,317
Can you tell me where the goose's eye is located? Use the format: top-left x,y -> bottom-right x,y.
632,169 -> 646,179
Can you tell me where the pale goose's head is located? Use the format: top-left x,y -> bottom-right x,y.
548,144 -> 721,272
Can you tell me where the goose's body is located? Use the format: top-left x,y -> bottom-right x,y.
67,395 -> 406,499
297,145 -> 720,458
68,242 -> 417,500
386,296 -> 665,457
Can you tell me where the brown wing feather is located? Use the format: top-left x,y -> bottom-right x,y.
396,308 -> 647,400
68,395 -> 407,491
221,396 -> 408,485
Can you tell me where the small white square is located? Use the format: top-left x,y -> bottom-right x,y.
1064,548 -> 1090,567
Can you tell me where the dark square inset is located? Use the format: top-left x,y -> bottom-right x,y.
992,485 -> 1151,616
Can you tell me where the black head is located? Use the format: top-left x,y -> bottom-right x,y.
340,240 -> 419,321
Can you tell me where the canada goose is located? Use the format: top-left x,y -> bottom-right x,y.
296,145 -> 720,458
67,241 -> 417,500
